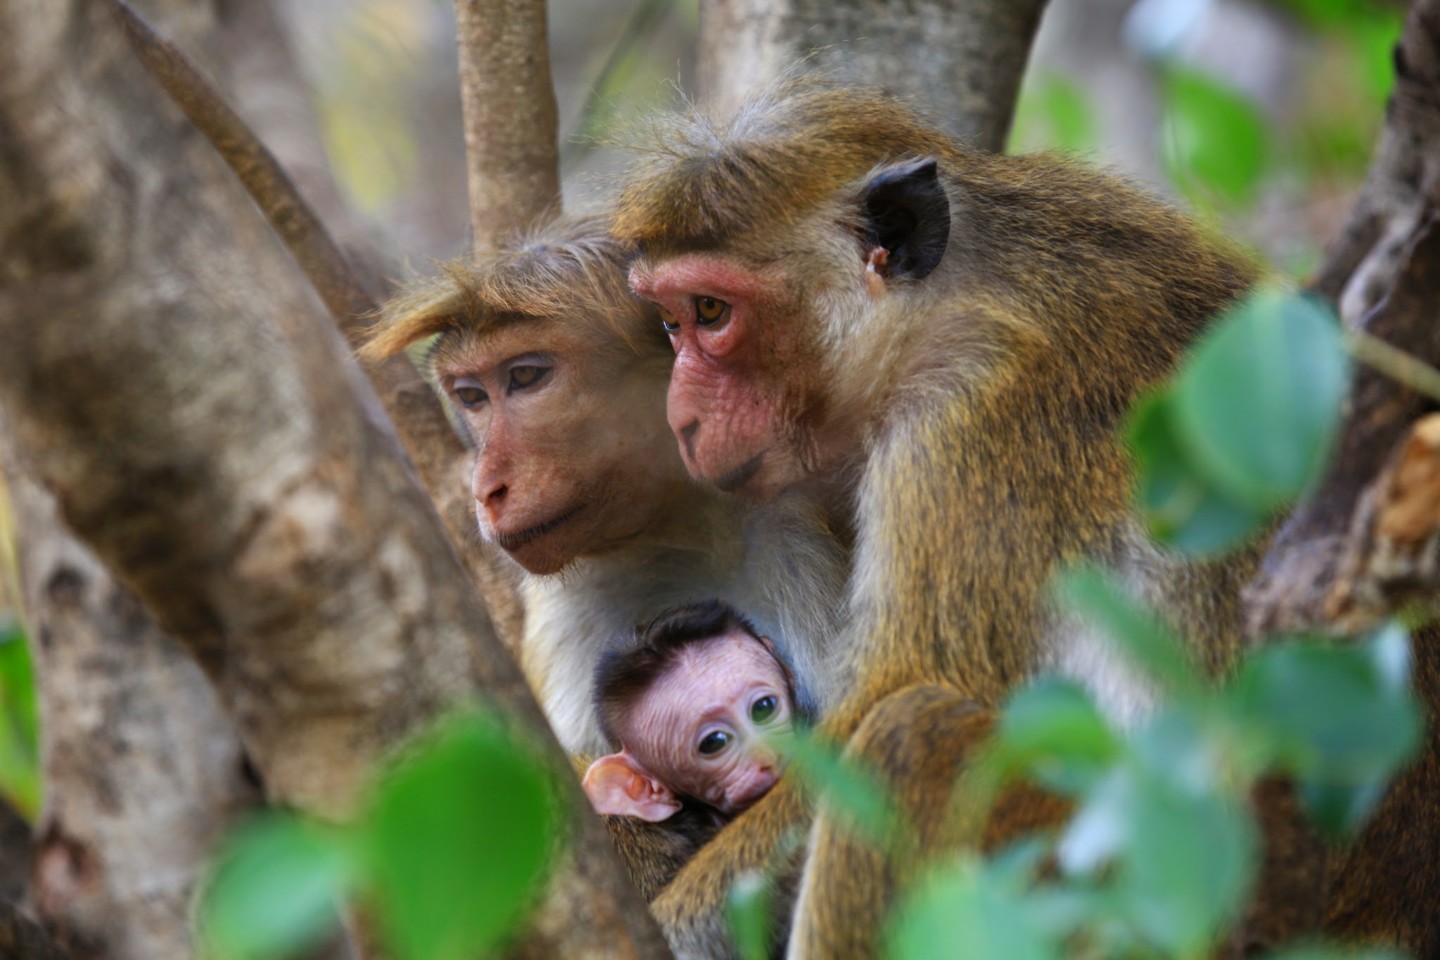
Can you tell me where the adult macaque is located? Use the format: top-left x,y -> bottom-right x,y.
363,216 -> 849,762
615,83 -> 1440,957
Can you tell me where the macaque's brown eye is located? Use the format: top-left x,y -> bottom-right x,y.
698,730 -> 732,756
453,386 -> 487,409
660,309 -> 680,333
508,365 -> 549,392
695,296 -> 729,326
751,695 -> 778,724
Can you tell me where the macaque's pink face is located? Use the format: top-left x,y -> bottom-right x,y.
629,254 -> 833,501
618,631 -> 793,816
432,322 -> 684,575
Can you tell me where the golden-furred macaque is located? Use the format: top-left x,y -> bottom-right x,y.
583,599 -> 797,824
612,81 -> 1440,958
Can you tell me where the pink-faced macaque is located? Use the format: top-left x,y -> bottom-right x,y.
583,600 -> 799,827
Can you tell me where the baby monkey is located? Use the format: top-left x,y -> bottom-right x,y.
583,599 -> 799,826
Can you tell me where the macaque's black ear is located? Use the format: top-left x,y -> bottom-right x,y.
860,157 -> 950,280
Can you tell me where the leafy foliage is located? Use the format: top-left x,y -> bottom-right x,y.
1129,289 -> 1349,554
0,617 -> 41,821
201,711 -> 560,960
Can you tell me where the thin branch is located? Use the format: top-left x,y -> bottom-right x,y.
454,0 -> 563,252
1347,327 -> 1440,404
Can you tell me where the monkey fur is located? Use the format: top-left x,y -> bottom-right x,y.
614,82 -> 1440,958
364,215 -> 851,896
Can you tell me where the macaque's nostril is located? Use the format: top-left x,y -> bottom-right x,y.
679,420 -> 700,460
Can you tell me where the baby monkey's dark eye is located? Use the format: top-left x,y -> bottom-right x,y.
695,296 -> 729,326
751,695 -> 779,724
698,730 -> 732,756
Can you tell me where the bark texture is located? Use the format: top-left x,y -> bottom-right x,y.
0,800 -> 28,906
0,2 -> 662,958
696,0 -> 1049,150
2,430 -> 257,960
0,899 -> 73,960
1247,0 -> 1440,634
105,0 -> 527,658
454,0 -> 563,252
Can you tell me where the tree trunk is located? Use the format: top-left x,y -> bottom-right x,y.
3,430 -> 258,960
0,2 -> 662,956
696,0 -> 1048,151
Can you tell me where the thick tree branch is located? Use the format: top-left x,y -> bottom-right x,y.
0,2 -> 662,956
697,0 -> 1049,151
454,0 -> 563,252
1,429 -> 259,960
1246,0 -> 1440,635
103,0 -> 526,655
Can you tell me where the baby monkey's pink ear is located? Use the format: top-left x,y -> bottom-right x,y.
582,752 -> 683,822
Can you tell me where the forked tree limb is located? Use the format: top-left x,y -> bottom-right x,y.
697,0 -> 1049,151
0,2 -> 663,957
102,0 -> 527,655
454,0 -> 563,253
1245,0 -> 1440,636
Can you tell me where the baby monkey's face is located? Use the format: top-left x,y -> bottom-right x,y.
619,630 -> 793,816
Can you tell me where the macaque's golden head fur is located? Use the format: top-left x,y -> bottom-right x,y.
614,82 -> 959,259
361,213 -> 667,367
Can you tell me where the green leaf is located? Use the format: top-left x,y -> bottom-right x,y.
996,678 -> 1120,794
1228,627 -> 1419,836
1062,766 -> 1255,956
0,622 -> 41,821
1172,289 -> 1349,509
1267,947 -> 1408,960
887,857 -> 1061,960
726,871 -> 773,960
363,712 -> 559,960
1161,67 -> 1270,208
1054,566 -> 1204,700
1008,74 -> 1096,155
200,814 -> 353,960
1127,391 -> 1269,554
780,729 -> 895,842
1120,779 -> 1255,956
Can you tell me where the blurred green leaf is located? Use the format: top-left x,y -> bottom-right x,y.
1267,945 -> 1408,960
780,729 -> 895,842
0,621 -> 41,821
997,678 -> 1120,794
1062,765 -> 1254,956
1160,66 -> 1270,208
887,857 -> 1061,960
1008,73 -> 1097,155
201,814 -> 353,960
364,712 -> 559,960
1127,391 -> 1269,554
1228,626 -> 1419,836
726,870 -> 772,960
1172,289 -> 1349,509
1120,777 -> 1255,956
1054,567 -> 1204,700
